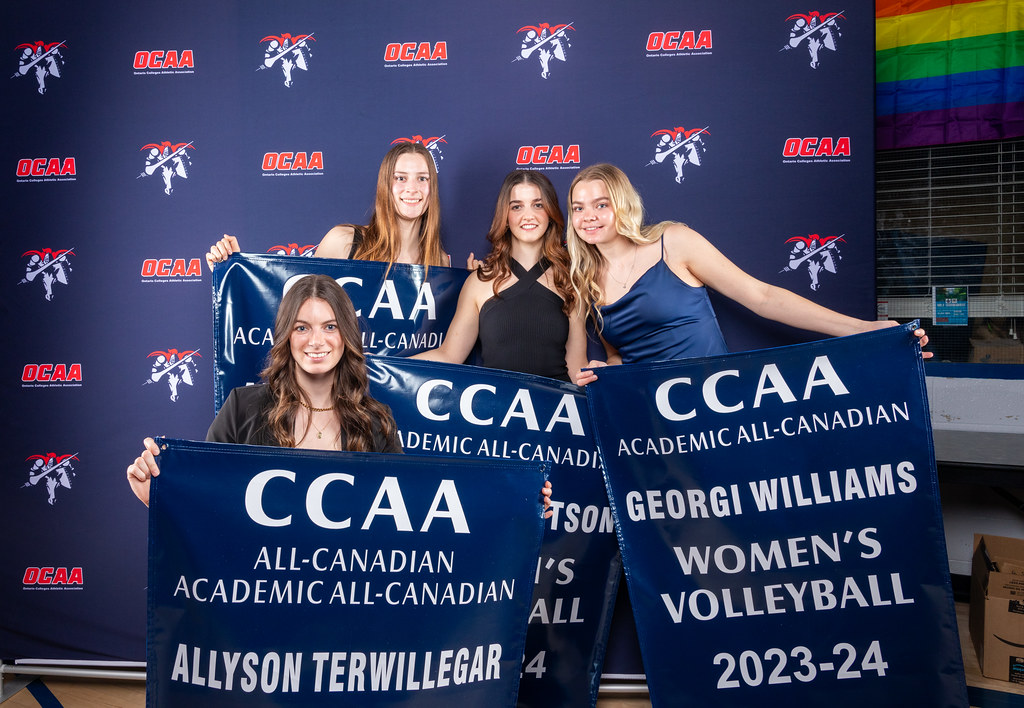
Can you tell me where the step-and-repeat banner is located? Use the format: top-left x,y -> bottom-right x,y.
586,325 -> 968,707
148,439 -> 547,707
3,0 -> 879,693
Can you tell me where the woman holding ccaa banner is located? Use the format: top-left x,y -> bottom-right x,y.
566,163 -> 930,385
127,275 -> 402,506
126,275 -> 553,509
205,142 -> 450,269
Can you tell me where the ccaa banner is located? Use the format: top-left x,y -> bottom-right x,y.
147,439 -> 547,707
212,254 -> 469,410
366,356 -> 621,708
585,325 -> 968,707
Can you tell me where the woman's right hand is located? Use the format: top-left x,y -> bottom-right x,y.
205,234 -> 240,272
126,437 -> 161,507
575,360 -> 608,387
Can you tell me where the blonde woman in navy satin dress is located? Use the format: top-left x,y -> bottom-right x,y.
565,164 -> 930,385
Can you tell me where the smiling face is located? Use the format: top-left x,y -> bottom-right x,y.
289,297 -> 344,384
507,183 -> 550,245
391,152 -> 432,221
570,179 -> 618,246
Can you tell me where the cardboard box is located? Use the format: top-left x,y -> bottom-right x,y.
969,338 -> 1024,364
970,534 -> 1024,682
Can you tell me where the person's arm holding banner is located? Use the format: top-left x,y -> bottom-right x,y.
126,436 -> 161,507
205,234 -> 239,271
204,143 -> 448,270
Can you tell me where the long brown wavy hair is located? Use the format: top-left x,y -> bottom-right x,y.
259,274 -> 396,450
349,142 -> 446,266
478,170 -> 575,315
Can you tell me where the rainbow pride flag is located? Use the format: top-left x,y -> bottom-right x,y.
876,0 -> 1024,149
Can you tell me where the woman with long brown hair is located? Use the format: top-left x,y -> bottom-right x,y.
205,142 -> 448,269
412,170 -> 587,382
126,275 -> 402,506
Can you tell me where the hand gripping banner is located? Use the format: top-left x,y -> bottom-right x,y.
147,439 -> 546,707
212,254 -> 469,409
584,325 -> 968,707
366,356 -> 621,708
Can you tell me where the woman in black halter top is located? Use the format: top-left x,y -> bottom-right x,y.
412,170 -> 587,382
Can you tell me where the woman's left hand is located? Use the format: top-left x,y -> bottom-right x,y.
868,321 -> 932,359
913,328 -> 932,359
541,480 -> 552,519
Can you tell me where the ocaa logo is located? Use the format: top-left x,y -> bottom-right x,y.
645,30 -> 713,53
646,126 -> 709,185
138,141 -> 193,196
19,248 -> 74,301
261,151 -> 324,176
22,453 -> 78,505
13,40 -> 65,94
514,22 -> 574,79
384,42 -> 448,62
133,50 -> 194,70
24,567 -> 83,586
22,363 -> 82,383
141,258 -> 203,282
516,145 -> 580,167
781,11 -> 844,69
145,349 -> 201,402
16,158 -> 76,178
258,33 -> 314,87
782,137 -> 851,158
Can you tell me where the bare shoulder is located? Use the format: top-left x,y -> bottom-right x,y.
661,222 -> 706,252
315,225 -> 356,259
660,223 -> 716,286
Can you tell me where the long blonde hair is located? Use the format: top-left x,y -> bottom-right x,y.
565,164 -> 676,326
260,275 -> 396,450
350,142 -> 446,266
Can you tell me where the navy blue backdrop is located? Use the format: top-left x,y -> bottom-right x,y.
2,0 -> 875,672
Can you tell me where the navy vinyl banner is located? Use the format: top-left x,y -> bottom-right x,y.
212,254 -> 468,409
365,356 -> 620,708
585,325 -> 968,707
147,438 -> 546,707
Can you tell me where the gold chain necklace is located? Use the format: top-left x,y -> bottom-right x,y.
298,400 -> 332,440
607,242 -> 638,289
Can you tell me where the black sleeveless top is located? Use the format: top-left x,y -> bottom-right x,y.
477,260 -> 570,381
346,225 -> 365,258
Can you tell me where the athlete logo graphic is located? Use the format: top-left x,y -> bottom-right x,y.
257,33 -> 314,87
20,248 -> 75,301
137,141 -> 193,195
646,127 -> 709,184
268,243 -> 317,257
12,41 -> 65,94
22,453 -> 78,505
513,23 -> 574,79
145,349 -> 201,402
392,135 -> 446,171
781,11 -> 844,68
780,234 -> 845,290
